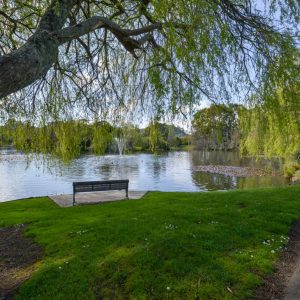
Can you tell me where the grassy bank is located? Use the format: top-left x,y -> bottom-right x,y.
1,187 -> 300,299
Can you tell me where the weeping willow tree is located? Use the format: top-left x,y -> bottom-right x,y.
240,49 -> 300,157
2,119 -> 90,161
0,0 -> 299,159
148,120 -> 160,153
92,121 -> 113,155
240,99 -> 300,159
53,121 -> 88,160
147,120 -> 170,153
239,48 -> 300,177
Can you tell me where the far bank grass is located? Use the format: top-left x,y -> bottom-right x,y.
0,187 -> 300,299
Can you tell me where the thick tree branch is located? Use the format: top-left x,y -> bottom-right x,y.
55,17 -> 162,43
55,16 -> 162,56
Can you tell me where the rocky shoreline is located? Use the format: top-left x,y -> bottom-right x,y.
194,165 -> 279,177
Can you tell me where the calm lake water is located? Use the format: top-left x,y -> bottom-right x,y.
0,149 -> 287,202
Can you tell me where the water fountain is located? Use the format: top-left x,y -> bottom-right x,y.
114,137 -> 126,155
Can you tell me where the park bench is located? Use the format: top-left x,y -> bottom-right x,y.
72,179 -> 129,206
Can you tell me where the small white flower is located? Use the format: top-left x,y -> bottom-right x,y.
166,286 -> 171,291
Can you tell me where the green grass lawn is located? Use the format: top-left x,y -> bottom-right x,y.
1,187 -> 300,299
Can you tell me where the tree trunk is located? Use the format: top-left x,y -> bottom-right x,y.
0,0 -> 78,99
0,33 -> 59,98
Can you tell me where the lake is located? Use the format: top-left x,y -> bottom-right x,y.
0,149 -> 287,202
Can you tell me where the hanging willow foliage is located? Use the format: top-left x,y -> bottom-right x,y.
0,0 -> 299,121
92,122 -> 114,155
1,120 -> 90,162
240,49 -> 300,160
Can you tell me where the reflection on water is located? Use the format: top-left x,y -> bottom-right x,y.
192,150 -> 283,170
191,151 -> 286,190
0,149 -> 287,202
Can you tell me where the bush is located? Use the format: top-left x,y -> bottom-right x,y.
293,170 -> 300,180
283,161 -> 300,178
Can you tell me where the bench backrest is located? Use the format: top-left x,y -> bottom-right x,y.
73,180 -> 129,193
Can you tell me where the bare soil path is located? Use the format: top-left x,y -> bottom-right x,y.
0,225 -> 43,300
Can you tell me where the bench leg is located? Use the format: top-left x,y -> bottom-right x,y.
73,193 -> 75,206
126,189 -> 129,199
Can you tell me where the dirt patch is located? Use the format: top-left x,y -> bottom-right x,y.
253,220 -> 300,300
193,165 -> 279,177
0,224 -> 43,300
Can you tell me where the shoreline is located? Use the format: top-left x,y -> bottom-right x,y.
194,165 -> 281,177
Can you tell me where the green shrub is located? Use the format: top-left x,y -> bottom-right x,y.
283,161 -> 300,178
293,170 -> 300,180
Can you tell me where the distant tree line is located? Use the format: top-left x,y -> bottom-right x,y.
0,119 -> 191,161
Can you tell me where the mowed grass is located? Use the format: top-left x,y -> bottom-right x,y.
1,187 -> 300,299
